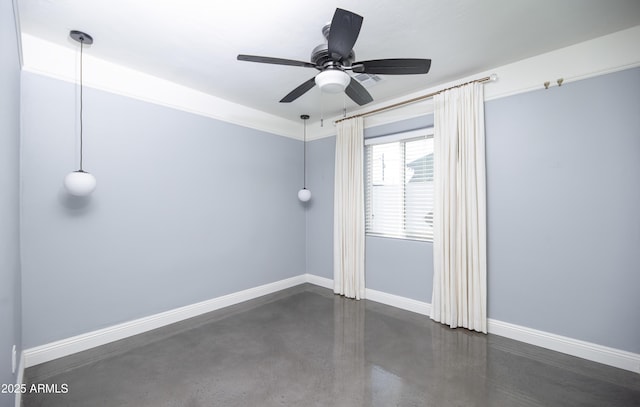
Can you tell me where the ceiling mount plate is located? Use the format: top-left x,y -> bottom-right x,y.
70,30 -> 93,45
300,114 -> 310,120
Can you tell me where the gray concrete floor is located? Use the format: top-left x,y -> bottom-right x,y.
23,284 -> 640,406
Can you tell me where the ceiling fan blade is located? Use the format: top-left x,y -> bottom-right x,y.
352,58 -> 431,75
237,54 -> 317,69
280,77 -> 317,103
327,8 -> 363,61
345,77 -> 373,106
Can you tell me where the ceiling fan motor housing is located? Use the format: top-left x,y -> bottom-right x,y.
311,43 -> 354,68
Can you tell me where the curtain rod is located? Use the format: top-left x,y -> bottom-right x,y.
335,73 -> 498,124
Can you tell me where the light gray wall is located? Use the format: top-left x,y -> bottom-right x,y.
485,67 -> 640,353
305,136 -> 335,280
306,68 -> 640,354
365,237 -> 432,301
0,0 -> 22,403
20,72 -> 305,348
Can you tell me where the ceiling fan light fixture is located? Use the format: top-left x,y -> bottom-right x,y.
315,69 -> 350,93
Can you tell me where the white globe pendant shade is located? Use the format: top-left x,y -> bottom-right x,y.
315,70 -> 350,93
64,170 -> 96,196
298,188 -> 311,202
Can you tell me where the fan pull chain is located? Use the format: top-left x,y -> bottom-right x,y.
320,93 -> 324,127
343,93 -> 347,118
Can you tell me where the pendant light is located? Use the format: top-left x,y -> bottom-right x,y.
297,114 -> 311,202
64,30 -> 97,196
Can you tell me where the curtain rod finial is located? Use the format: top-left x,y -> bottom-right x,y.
490,74 -> 498,82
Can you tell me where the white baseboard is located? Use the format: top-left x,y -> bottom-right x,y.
303,275 -> 432,318
365,287 -> 432,316
15,351 -> 24,407
304,274 -> 333,290
304,274 -> 640,374
487,319 -> 640,374
23,273 -> 640,375
23,275 -> 306,368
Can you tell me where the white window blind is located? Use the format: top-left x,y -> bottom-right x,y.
365,128 -> 434,242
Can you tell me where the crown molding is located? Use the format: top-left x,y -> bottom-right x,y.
20,34 -> 303,140
20,25 -> 640,142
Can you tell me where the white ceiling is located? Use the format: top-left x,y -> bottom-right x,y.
16,0 -> 640,125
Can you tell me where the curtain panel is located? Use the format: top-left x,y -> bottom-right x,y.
334,117 -> 366,300
431,82 -> 487,333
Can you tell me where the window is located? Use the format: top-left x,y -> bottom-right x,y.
365,128 -> 434,241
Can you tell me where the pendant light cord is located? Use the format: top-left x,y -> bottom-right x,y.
303,118 -> 307,188
79,38 -> 85,172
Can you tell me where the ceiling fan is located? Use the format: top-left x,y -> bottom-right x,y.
237,8 -> 431,106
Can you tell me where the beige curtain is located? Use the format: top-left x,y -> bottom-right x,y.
333,117 -> 365,300
431,82 -> 487,333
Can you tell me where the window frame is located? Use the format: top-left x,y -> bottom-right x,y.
364,127 -> 435,242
